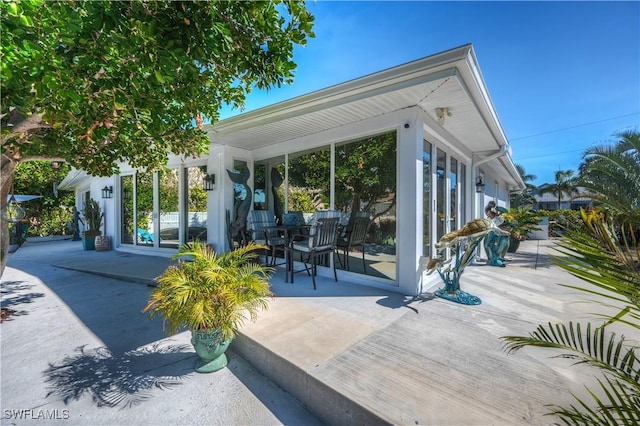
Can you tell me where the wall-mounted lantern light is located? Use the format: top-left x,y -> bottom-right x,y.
475,176 -> 485,193
203,173 -> 215,191
101,185 -> 113,199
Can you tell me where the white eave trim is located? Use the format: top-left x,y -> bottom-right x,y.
58,168 -> 89,190
206,44 -> 473,137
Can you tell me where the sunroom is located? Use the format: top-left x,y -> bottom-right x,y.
59,43 -> 524,296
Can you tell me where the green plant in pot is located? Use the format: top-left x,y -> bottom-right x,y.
81,198 -> 103,250
502,208 -> 542,252
143,241 -> 273,373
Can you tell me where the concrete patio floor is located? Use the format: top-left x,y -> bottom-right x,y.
1,237 -> 608,425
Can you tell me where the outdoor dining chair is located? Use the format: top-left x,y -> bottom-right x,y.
289,217 -> 340,289
247,210 -> 286,266
336,216 -> 369,273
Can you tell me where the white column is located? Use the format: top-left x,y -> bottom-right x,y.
396,117 -> 423,295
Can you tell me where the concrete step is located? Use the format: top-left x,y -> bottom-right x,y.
231,333 -> 390,426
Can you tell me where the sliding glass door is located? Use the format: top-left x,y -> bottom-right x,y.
120,164 -> 207,249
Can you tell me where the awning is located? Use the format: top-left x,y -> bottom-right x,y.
6,195 -> 43,203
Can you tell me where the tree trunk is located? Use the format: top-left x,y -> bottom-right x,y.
1,111 -> 53,277
1,154 -> 17,278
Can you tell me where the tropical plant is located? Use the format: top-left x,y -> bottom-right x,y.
13,160 -> 75,236
502,208 -> 640,424
510,164 -> 538,208
538,169 -> 580,211
143,241 -> 273,340
578,129 -> 640,223
82,199 -> 103,232
502,208 -> 542,240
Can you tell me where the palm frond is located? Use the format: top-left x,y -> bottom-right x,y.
144,241 -> 273,339
547,375 -> 640,425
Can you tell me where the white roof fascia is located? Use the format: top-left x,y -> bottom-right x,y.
58,168 -> 89,190
206,44 -> 472,137
455,46 -> 509,150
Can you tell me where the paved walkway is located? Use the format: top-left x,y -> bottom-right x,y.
1,239 -> 321,426
1,238 -> 606,425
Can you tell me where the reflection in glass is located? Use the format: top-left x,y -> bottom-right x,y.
253,164 -> 266,210
136,171 -> 154,246
159,167 -> 180,248
436,148 -> 446,241
333,132 -> 397,281
255,158 -> 285,222
288,147 -> 330,213
186,166 -> 208,242
121,175 -> 134,244
423,140 -> 432,257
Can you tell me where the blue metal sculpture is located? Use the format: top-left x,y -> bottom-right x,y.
484,203 -> 512,267
426,218 -> 510,305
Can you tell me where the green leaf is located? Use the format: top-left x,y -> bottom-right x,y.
154,70 -> 165,83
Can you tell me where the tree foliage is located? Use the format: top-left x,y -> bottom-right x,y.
538,169 -> 580,210
335,132 -> 396,214
509,163 -> 537,208
0,0 -> 314,275
13,161 -> 75,236
578,130 -> 640,222
1,0 -> 314,175
503,209 -> 640,424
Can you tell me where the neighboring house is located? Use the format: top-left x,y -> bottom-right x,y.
534,188 -> 593,211
59,44 -> 524,295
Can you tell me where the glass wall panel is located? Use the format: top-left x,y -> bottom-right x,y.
422,140 -> 432,257
436,148 -> 446,241
135,171 -> 154,246
185,166 -> 208,242
450,156 -> 458,232
288,147 -> 330,214
255,157 -> 285,222
121,175 -> 134,244
159,167 -> 180,248
253,163 -> 267,210
333,132 -> 396,280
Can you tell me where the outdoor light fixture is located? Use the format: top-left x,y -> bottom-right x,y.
475,176 -> 486,193
203,173 -> 215,191
1,194 -> 26,223
101,185 -> 113,199
436,107 -> 452,126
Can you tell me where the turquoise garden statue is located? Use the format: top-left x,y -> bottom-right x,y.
426,218 -> 510,305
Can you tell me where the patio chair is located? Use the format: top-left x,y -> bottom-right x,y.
289,217 -> 340,289
286,211 -> 309,239
336,216 -> 369,273
247,210 -> 286,265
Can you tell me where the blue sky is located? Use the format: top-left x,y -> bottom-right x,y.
221,1 -> 640,186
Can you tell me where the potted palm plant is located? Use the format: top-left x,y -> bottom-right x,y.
143,241 -> 273,373
81,198 -> 103,250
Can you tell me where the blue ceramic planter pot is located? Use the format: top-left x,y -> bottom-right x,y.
190,329 -> 232,373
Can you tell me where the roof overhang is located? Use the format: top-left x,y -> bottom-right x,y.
58,168 -> 89,190
205,44 -> 524,189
